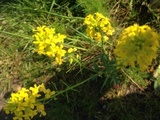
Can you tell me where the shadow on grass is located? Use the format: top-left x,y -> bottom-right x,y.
42,73 -> 160,120
98,92 -> 160,120
0,68 -> 160,120
1,87 -> 160,120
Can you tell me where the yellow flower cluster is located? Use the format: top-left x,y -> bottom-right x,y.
114,24 -> 160,71
84,12 -> 115,42
4,83 -> 55,120
32,25 -> 76,65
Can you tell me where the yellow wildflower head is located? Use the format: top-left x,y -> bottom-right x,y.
4,83 -> 56,120
114,24 -> 160,71
84,12 -> 115,42
32,26 -> 78,65
32,25 -> 67,65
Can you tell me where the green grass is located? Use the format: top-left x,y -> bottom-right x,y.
0,0 -> 160,120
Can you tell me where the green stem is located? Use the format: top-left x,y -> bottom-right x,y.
66,25 -> 91,40
43,11 -> 84,20
47,0 -> 56,19
44,73 -> 98,103
147,4 -> 159,18
0,31 -> 31,40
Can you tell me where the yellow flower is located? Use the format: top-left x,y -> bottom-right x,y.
36,103 -> 46,116
32,25 -> 67,65
4,83 -> 56,120
33,25 -> 78,65
44,89 -> 56,99
68,48 -> 74,53
84,12 -> 115,42
84,14 -> 97,26
68,47 -> 77,53
24,96 -> 36,109
94,32 -> 102,42
29,84 -> 42,98
39,83 -> 56,99
114,24 -> 160,71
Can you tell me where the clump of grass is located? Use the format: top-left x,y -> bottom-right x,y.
77,0 -> 108,15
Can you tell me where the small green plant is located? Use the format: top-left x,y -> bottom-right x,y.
77,0 -> 108,15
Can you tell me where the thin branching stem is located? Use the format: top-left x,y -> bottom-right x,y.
121,68 -> 144,91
